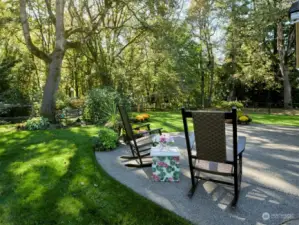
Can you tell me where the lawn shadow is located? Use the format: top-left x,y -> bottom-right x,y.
0,126 -> 190,225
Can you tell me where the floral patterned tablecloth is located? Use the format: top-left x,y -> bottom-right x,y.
150,146 -> 180,182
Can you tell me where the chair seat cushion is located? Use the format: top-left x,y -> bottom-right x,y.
195,159 -> 233,175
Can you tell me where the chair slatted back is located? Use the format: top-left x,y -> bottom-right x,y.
192,111 -> 227,163
118,105 -> 134,140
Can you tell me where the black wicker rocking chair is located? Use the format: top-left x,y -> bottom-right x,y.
181,107 -> 246,206
118,105 -> 162,168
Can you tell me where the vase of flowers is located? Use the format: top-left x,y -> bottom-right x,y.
152,134 -> 175,150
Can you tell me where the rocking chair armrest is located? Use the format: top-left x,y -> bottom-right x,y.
189,132 -> 196,150
237,136 -> 246,155
134,142 -> 153,149
147,128 -> 163,135
133,124 -> 151,130
133,128 -> 162,138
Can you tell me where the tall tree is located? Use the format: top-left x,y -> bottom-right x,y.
20,0 -> 69,120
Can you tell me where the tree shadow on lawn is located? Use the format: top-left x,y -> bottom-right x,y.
0,127 -> 190,225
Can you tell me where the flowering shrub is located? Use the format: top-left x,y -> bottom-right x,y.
135,115 -> 145,122
239,116 -> 249,122
140,114 -> 150,119
238,115 -> 252,124
135,113 -> 150,122
25,117 -> 50,130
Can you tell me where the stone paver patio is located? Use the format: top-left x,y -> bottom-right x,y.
95,124 -> 299,225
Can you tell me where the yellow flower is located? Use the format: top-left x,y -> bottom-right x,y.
239,116 -> 249,122
140,113 -> 150,119
135,115 -> 144,121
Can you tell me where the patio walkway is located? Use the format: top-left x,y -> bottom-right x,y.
95,124 -> 299,225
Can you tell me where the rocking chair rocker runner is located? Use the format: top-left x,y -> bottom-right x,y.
181,107 -> 246,206
118,105 -> 163,168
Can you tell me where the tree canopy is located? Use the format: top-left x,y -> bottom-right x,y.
0,0 -> 298,118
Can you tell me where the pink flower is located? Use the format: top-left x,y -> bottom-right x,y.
160,136 -> 167,143
173,157 -> 180,162
152,174 -> 160,181
158,162 -> 168,168
168,177 -> 173,182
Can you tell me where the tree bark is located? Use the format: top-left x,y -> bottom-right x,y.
206,44 -> 214,107
277,22 -> 292,108
281,66 -> 292,108
20,0 -> 68,121
41,51 -> 65,120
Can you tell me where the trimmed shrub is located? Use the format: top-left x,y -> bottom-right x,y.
215,101 -> 244,111
92,128 -> 118,151
25,117 -> 50,130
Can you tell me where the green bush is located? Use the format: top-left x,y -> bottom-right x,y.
92,128 -> 118,151
215,101 -> 244,111
55,99 -> 67,110
0,88 -> 30,104
25,117 -> 50,130
237,110 -> 244,118
84,87 -> 129,125
68,98 -> 85,109
0,103 -> 9,116
55,90 -> 68,110
32,102 -> 41,116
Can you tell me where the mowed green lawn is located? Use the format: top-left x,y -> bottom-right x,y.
137,111 -> 299,132
0,126 -> 190,225
249,113 -> 299,127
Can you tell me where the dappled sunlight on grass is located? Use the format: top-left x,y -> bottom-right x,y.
133,111 -> 189,132
250,114 -> 299,127
57,196 -> 84,217
0,125 -> 190,225
137,111 -> 299,132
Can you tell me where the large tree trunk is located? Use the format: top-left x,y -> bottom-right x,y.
41,51 -> 65,120
277,22 -> 292,108
280,65 -> 292,108
20,0 -> 68,121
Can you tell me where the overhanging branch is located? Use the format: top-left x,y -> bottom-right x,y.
45,0 -> 56,24
19,0 -> 51,63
